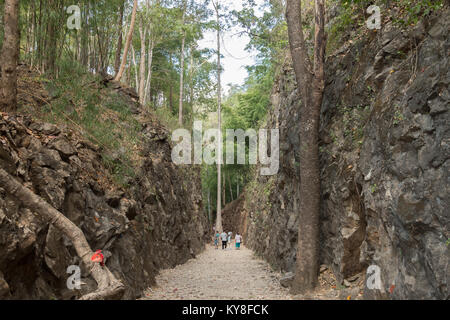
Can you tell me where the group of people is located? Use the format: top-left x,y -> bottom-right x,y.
214,230 -> 242,250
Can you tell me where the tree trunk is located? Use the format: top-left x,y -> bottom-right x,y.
0,168 -> 124,300
0,0 -> 20,112
178,34 -> 186,125
207,189 -> 211,223
46,1 -> 58,76
228,174 -> 233,201
214,1 -> 222,233
30,0 -> 37,67
143,39 -> 154,106
94,23 -> 106,74
222,172 -> 226,205
125,61 -> 131,85
25,6 -> 31,62
114,0 -> 138,82
114,0 -> 125,75
75,31 -> 80,62
80,2 -> 89,67
37,0 -> 43,71
131,44 -> 139,91
90,35 -> 97,73
188,44 -> 195,113
286,0 -> 326,294
169,82 -> 174,113
138,23 -> 147,104
178,2 -> 187,125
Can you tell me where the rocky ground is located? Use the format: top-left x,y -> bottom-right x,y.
142,244 -> 364,300
143,244 -> 292,300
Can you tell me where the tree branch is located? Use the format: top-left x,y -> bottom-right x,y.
0,168 -> 125,300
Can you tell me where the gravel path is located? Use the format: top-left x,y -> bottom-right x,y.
143,244 -> 292,300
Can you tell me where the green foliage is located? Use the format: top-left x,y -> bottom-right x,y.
393,108 -> 404,125
225,68 -> 273,129
339,104 -> 370,148
205,62 -> 275,210
338,0 -> 444,29
327,3 -> 355,54
232,0 -> 287,71
200,0 -> 285,215
339,0 -> 374,6
0,0 -> 3,49
2,0 -> 218,130
39,59 -> 140,188
392,0 -> 444,27
263,178 -> 274,197
328,0 -> 443,53
154,106 -> 180,131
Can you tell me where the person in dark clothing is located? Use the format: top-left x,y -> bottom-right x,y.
220,231 -> 228,249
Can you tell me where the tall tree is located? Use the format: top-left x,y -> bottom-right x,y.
178,0 -> 187,125
188,44 -> 195,110
138,19 -> 147,104
0,0 -> 19,112
143,38 -> 154,106
228,173 -> 233,201
143,0 -> 166,106
114,0 -> 138,82
131,43 -> 139,90
207,188 -> 211,223
286,0 -> 326,293
114,0 -> 125,75
213,0 -> 222,233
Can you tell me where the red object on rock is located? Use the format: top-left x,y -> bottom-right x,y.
91,250 -> 105,266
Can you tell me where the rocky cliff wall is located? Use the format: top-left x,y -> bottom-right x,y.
237,7 -> 449,299
0,83 -> 209,299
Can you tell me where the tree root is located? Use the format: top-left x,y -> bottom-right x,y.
0,168 -> 125,300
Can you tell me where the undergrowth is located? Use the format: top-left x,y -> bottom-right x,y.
31,59 -> 142,188
326,0 -> 445,54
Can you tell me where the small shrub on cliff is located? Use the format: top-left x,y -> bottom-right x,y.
392,0 -> 444,27
34,59 -> 141,188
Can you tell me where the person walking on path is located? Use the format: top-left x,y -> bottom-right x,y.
214,231 -> 220,249
235,233 -> 242,250
227,231 -> 232,249
220,231 -> 228,250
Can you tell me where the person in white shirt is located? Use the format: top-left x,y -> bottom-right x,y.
227,231 -> 232,248
235,233 -> 242,250
220,231 -> 228,250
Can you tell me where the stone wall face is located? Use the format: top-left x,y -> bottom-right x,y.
237,8 -> 449,299
0,112 -> 209,299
